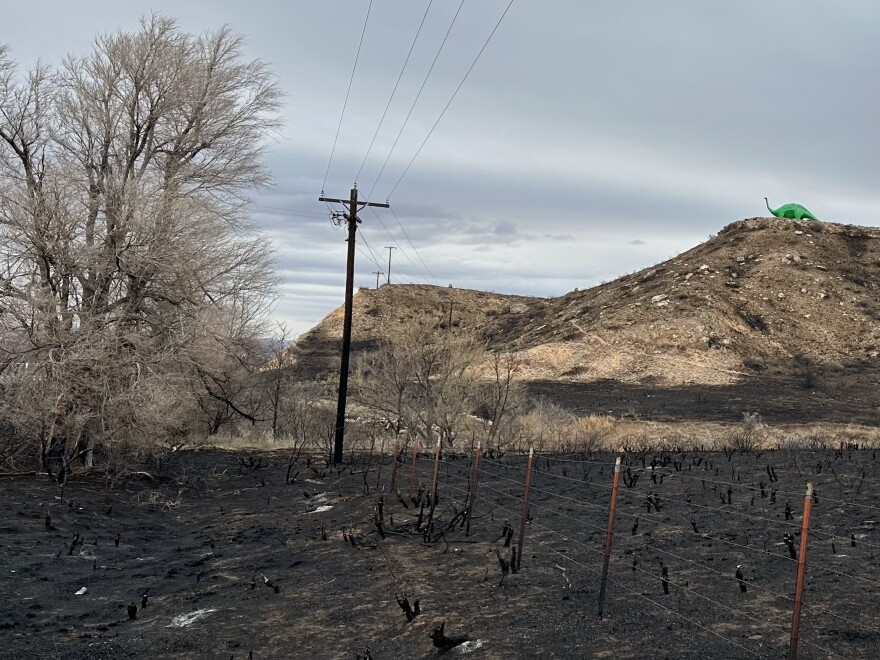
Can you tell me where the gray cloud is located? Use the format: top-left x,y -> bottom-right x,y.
4,0 -> 878,336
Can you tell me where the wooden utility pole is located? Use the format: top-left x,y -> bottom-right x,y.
384,246 -> 396,284
319,187 -> 389,464
373,270 -> 384,288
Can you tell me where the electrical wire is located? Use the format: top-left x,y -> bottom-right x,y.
321,0 -> 374,195
364,0 -> 467,202
354,0 -> 435,186
252,204 -> 331,218
359,230 -> 401,282
355,243 -> 383,272
367,207 -> 434,285
388,205 -> 441,285
386,0 -> 516,199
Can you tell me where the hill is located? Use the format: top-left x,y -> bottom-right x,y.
287,285 -> 539,380
290,217 -> 880,425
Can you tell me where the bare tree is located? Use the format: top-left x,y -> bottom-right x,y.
479,351 -> 524,450
354,318 -> 488,449
265,322 -> 294,439
0,16 -> 281,474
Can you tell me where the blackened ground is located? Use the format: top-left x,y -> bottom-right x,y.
528,361 -> 880,425
1,447 -> 878,659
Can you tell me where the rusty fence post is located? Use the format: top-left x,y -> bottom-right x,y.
409,439 -> 419,499
516,447 -> 535,571
375,435 -> 386,488
430,437 -> 442,504
465,442 -> 482,536
389,441 -> 400,492
788,482 -> 814,660
598,456 -> 622,619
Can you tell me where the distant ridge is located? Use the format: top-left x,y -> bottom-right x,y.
289,218 -> 880,424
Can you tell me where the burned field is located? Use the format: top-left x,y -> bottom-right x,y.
2,446 -> 879,659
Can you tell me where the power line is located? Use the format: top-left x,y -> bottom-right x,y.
354,0 -> 435,186
388,205 -> 440,284
386,0 -> 516,199
317,187 -> 388,465
383,245 -> 396,285
364,0 -> 467,202
367,207 -> 434,285
321,0 -> 374,195
360,230 -> 412,285
252,204 -> 330,217
355,243 -> 383,272
358,231 -> 388,272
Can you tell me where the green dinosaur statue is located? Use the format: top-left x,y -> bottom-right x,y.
764,197 -> 821,222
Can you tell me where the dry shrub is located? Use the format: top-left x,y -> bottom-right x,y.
193,428 -> 290,450
775,425 -> 880,451
776,432 -> 834,451
567,415 -> 615,453
660,434 -> 706,453
834,425 -> 880,449
723,412 -> 767,452
619,434 -> 655,454
496,400 -> 615,454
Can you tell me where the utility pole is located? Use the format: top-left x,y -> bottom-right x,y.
384,246 -> 396,284
372,270 -> 384,288
319,187 -> 390,464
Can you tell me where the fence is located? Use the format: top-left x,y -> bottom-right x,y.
373,441 -> 880,659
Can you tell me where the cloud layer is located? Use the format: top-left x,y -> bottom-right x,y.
4,0 -> 878,335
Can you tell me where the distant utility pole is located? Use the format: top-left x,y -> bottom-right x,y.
373,270 -> 384,288
384,246 -> 396,284
319,187 -> 389,464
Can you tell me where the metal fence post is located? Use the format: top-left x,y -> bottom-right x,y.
516,448 -> 535,571
430,437 -> 442,504
598,456 -> 622,619
788,482 -> 814,660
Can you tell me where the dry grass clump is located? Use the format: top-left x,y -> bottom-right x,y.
190,413 -> 878,459
776,424 -> 880,451
190,429 -> 298,451
505,400 -> 615,454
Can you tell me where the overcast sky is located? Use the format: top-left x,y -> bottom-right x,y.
5,1 -> 879,335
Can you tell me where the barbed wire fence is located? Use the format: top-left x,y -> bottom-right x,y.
366,439 -> 880,659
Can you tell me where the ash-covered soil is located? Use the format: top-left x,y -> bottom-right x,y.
527,359 -> 880,425
2,447 -> 879,659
